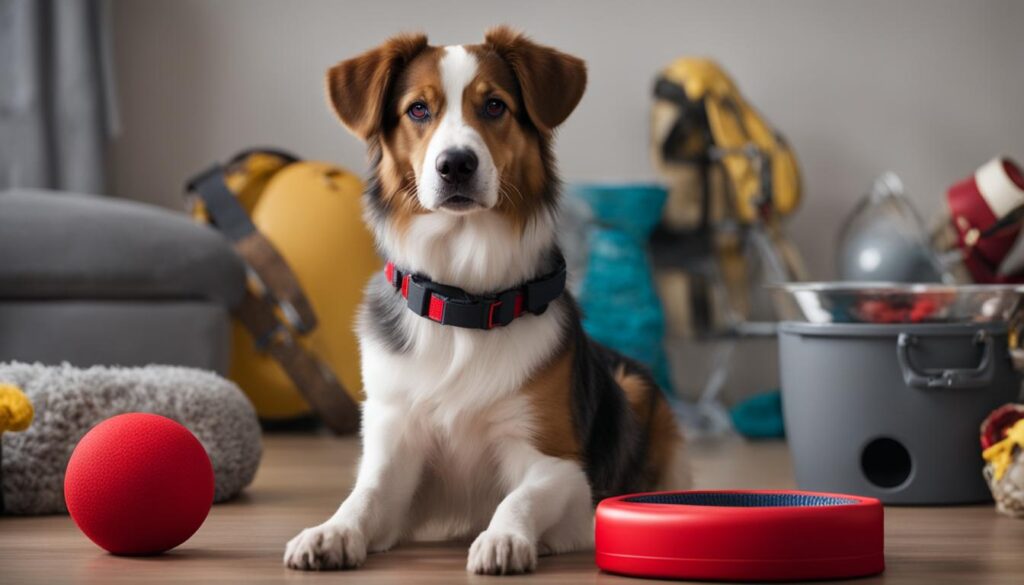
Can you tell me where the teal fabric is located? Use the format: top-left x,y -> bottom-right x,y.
730,390 -> 786,439
570,183 -> 673,394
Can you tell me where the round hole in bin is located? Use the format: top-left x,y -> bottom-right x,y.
861,437 -> 912,489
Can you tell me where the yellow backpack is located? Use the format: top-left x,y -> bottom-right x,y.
187,149 -> 379,433
653,58 -> 801,224
650,59 -> 806,336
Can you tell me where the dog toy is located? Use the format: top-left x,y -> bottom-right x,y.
0,383 -> 34,513
0,383 -> 33,432
596,490 -> 884,581
982,403 -> 1024,516
65,413 -> 214,555
0,362 -> 260,515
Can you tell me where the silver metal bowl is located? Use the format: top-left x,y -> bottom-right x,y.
771,282 -> 1024,324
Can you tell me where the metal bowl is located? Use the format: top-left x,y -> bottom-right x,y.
770,282 -> 1024,324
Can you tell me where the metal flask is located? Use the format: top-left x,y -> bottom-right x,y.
836,172 -> 948,283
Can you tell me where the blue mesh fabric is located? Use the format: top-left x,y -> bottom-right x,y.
624,493 -> 857,507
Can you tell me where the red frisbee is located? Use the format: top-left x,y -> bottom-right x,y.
596,490 -> 884,582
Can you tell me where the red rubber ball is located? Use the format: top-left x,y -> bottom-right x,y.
64,413 -> 214,555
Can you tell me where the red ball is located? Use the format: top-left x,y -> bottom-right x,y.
64,413 -> 214,555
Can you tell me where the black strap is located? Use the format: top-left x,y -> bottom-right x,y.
524,261 -> 568,314
387,253 -> 567,330
654,76 -> 711,166
235,290 -> 359,435
185,159 -> 319,333
186,165 -> 258,242
227,147 -> 300,167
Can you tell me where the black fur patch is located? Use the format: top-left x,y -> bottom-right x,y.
361,275 -> 414,354
535,133 -> 562,214
362,141 -> 391,234
563,297 -> 661,503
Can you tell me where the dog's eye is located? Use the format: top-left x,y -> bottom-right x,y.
407,102 -> 430,121
484,98 -> 506,119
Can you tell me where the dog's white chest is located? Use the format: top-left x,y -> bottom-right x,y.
360,299 -> 567,420
357,304 -> 570,538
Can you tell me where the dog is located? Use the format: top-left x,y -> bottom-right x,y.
284,27 -> 690,575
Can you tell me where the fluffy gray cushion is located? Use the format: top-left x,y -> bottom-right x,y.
0,362 -> 262,515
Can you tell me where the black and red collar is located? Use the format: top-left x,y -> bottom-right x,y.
384,254 -> 567,330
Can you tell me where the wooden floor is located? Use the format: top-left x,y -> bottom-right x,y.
2,434 -> 1023,584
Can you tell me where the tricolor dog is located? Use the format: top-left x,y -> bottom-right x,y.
285,27 -> 690,575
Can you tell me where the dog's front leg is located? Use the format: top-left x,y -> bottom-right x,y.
284,399 -> 424,570
467,441 -> 593,575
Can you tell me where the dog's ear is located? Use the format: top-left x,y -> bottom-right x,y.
327,33 -> 429,140
483,26 -> 587,134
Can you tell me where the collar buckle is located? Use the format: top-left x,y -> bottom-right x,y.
487,289 -> 521,329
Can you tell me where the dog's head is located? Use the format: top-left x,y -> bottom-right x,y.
326,27 -> 586,225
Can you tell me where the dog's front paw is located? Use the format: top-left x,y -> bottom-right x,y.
467,530 -> 537,575
284,522 -> 367,571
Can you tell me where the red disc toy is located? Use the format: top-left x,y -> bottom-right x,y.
64,413 -> 215,555
596,490 -> 884,581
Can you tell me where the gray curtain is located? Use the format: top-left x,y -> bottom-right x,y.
0,0 -> 117,194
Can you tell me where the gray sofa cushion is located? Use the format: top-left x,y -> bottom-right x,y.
0,301 -> 232,373
0,189 -> 245,306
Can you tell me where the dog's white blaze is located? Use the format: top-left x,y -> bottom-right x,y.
417,45 -> 498,211
440,45 -> 475,127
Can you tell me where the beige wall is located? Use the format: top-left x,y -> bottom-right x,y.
110,0 -> 1024,280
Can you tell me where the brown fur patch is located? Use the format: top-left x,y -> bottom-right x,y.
326,33 -> 429,140
462,44 -> 549,228
377,47 -> 446,230
521,347 -> 579,460
481,27 -> 587,134
614,365 -> 681,487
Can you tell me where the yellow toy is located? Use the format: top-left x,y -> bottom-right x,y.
0,383 -> 33,513
0,383 -> 33,433
982,406 -> 1024,517
983,418 -> 1024,481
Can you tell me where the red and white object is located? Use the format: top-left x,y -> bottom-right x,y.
948,156 -> 1024,283
64,413 -> 214,555
595,490 -> 884,581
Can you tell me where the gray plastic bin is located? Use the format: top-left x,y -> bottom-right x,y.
779,321 -> 1022,504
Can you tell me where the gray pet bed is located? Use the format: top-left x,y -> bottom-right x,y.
0,362 -> 262,515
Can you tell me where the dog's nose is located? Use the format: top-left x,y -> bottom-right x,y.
436,149 -> 478,184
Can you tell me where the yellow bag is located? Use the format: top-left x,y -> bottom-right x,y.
655,58 -> 801,223
189,150 -> 379,429
650,60 -> 806,337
